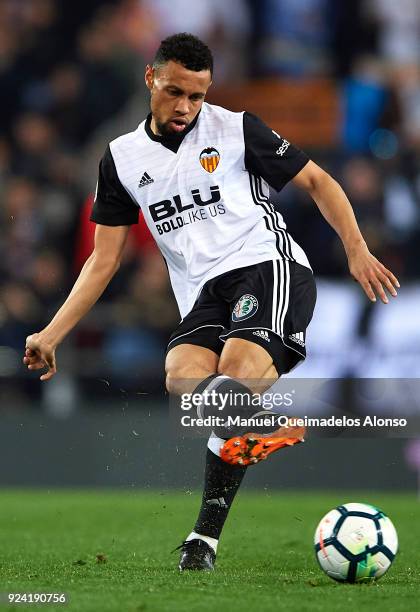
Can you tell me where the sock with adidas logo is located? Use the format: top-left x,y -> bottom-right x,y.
192,447 -> 247,541
186,373 -> 283,543
186,375 -> 283,543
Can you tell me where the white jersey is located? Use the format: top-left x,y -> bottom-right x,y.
91,102 -> 311,318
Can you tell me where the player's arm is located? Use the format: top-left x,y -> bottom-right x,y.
24,144 -> 140,380
24,224 -> 130,380
291,160 -> 399,303
242,112 -> 399,304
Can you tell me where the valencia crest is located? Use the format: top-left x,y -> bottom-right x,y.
199,147 -> 220,173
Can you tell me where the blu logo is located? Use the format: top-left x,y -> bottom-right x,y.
149,186 -> 221,222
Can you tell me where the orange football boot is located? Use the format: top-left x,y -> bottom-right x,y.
220,419 -> 306,466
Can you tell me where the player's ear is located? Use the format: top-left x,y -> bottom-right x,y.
145,65 -> 154,91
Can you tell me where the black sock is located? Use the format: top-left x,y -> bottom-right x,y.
193,447 -> 246,540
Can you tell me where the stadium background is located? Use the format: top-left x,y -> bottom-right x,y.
0,0 -> 419,492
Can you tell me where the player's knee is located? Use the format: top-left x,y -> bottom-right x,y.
165,365 -> 215,396
165,368 -> 188,395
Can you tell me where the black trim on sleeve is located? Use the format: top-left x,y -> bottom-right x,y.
243,112 -> 309,192
90,145 -> 139,226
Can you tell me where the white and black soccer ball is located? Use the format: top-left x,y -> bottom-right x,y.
314,503 -> 398,583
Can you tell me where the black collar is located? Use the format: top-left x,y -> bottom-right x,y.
144,111 -> 200,153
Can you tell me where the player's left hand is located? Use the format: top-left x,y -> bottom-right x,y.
347,244 -> 400,304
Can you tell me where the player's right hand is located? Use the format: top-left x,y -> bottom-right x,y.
23,334 -> 57,381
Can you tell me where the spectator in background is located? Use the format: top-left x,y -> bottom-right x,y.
22,63 -> 86,147
370,0 -> 420,144
251,0 -> 331,77
0,138 -> 12,182
139,0 -> 251,82
30,250 -> 68,313
0,281 -> 42,351
11,113 -> 58,181
103,251 -> 179,386
75,7 -> 139,138
341,158 -> 386,257
327,0 -> 378,79
125,250 -> 180,338
0,281 -> 44,407
2,177 -> 44,282
372,0 -> 420,66
340,56 -> 391,153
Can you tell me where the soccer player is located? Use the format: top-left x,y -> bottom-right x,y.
23,33 -> 399,571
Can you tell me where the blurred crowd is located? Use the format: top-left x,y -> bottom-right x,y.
0,0 -> 419,403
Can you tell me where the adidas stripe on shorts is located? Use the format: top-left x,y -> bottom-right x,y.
166,260 -> 317,375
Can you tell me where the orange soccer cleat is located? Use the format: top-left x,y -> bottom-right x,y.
219,420 -> 306,466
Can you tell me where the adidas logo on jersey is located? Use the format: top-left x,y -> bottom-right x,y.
138,172 -> 154,188
289,331 -> 305,347
253,330 -> 270,342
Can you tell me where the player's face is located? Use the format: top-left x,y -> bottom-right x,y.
145,61 -> 212,137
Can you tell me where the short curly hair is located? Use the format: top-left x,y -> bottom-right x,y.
153,33 -> 213,75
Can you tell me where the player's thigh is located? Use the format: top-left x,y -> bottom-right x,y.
218,337 -> 278,393
165,343 -> 219,395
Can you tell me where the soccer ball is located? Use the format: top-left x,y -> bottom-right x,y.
314,502 -> 398,583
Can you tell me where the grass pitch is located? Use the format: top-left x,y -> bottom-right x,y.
0,490 -> 418,611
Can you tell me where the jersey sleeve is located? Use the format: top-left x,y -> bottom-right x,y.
90,145 -> 139,226
243,112 -> 310,192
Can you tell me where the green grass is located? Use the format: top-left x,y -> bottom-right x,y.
0,490 -> 418,611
